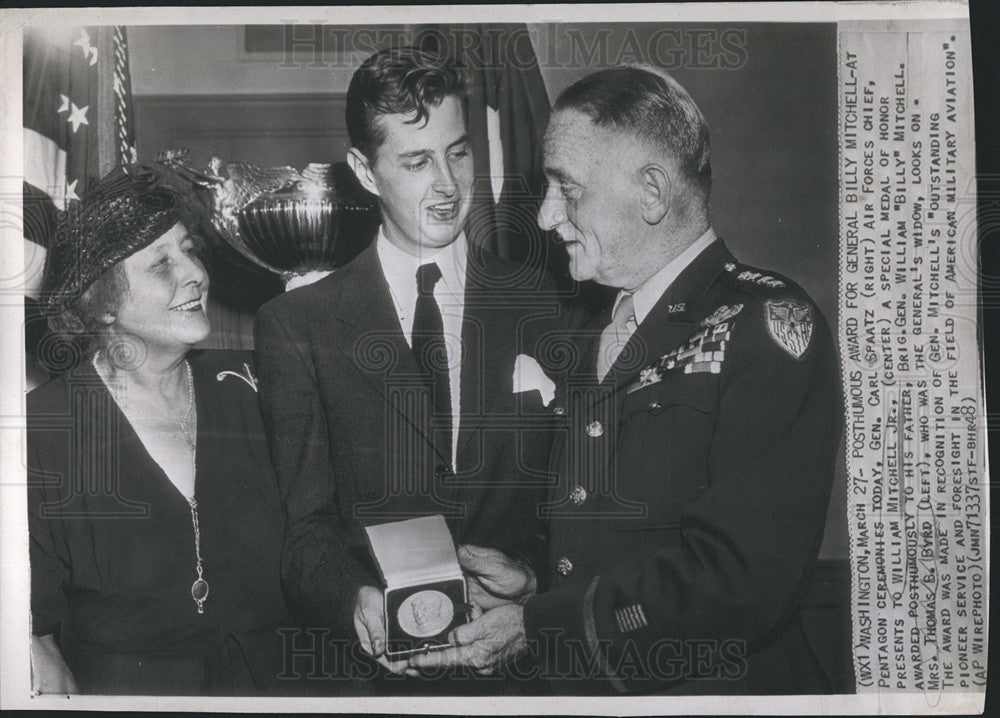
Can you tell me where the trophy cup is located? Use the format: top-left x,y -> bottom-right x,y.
160,151 -> 379,290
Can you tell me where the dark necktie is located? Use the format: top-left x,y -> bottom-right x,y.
412,262 -> 452,469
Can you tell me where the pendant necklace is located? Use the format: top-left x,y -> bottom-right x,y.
186,495 -> 209,614
176,361 -> 209,613
93,354 -> 208,614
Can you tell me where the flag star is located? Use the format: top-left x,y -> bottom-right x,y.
64,179 -> 79,203
73,28 -> 91,50
58,94 -> 70,114
66,102 -> 89,132
73,28 -> 98,65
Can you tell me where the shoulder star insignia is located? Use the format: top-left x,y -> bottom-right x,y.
738,270 -> 785,288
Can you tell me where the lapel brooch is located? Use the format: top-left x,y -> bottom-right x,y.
216,362 -> 259,392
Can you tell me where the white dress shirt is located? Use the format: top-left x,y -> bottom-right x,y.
610,227 -> 718,327
376,228 -> 466,471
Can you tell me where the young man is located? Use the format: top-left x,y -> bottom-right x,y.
254,47 -> 562,689
410,65 -> 841,695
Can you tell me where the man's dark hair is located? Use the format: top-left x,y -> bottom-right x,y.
346,46 -> 467,162
554,65 -> 712,198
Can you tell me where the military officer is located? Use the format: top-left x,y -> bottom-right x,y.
409,65 -> 841,695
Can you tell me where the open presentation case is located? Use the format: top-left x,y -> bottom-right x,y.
364,515 -> 471,658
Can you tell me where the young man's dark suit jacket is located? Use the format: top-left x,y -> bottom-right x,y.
254,240 -> 565,647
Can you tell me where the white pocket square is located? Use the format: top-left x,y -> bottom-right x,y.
513,354 -> 555,407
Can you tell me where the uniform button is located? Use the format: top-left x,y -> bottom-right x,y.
556,557 -> 574,576
648,400 -> 661,410
553,405 -> 566,416
570,485 -> 588,505
586,420 -> 603,438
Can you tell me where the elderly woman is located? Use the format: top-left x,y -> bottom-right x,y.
27,165 -> 297,695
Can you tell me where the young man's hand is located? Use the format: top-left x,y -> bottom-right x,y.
353,585 -> 418,676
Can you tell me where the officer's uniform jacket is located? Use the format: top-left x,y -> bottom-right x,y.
523,237 -> 841,694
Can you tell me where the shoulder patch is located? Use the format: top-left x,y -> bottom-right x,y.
700,303 -> 744,327
764,299 -> 814,359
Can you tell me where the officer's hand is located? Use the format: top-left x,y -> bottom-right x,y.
407,603 -> 527,675
458,544 -> 537,612
353,585 -> 417,676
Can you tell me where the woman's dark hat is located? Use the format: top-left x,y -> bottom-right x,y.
42,164 -> 190,315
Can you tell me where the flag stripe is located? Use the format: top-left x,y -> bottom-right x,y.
21,237 -> 48,299
485,105 -> 504,203
24,128 -> 68,207
22,34 -> 72,152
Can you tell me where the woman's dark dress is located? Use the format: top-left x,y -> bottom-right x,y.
27,349 -> 300,695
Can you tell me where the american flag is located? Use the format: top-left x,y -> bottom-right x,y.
421,25 -> 551,266
22,25 -> 137,299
